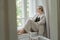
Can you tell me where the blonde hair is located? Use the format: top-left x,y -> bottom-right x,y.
37,6 -> 44,13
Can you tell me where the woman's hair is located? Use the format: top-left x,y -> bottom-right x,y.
37,6 -> 44,13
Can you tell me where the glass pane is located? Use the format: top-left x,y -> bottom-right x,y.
27,0 -> 29,17
17,18 -> 22,27
16,0 -> 30,27
16,0 -> 22,27
16,0 -> 22,17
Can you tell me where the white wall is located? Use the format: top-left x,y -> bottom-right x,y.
49,0 -> 58,40
36,0 -> 46,6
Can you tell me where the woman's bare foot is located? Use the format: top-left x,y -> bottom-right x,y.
17,29 -> 25,35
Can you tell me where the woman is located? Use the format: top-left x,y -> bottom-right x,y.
18,6 -> 46,36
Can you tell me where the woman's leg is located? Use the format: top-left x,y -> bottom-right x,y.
18,19 -> 39,35
23,19 -> 33,32
29,20 -> 39,32
24,19 -> 39,32
18,19 -> 33,35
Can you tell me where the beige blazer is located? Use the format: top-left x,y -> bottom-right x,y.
33,14 -> 46,35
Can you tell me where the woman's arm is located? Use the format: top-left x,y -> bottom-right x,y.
37,16 -> 46,25
32,15 -> 38,21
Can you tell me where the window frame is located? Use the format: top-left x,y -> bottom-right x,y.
17,0 -> 37,27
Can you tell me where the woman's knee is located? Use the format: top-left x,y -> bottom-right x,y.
27,19 -> 32,22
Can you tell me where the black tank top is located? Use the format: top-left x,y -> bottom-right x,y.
35,17 -> 40,22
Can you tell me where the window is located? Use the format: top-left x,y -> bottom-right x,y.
16,0 -> 22,27
16,0 -> 36,30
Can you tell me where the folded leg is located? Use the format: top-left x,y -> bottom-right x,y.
24,19 -> 39,33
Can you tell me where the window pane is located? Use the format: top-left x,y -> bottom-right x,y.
16,0 -> 22,17
17,17 -> 22,27
17,18 -> 26,27
16,0 -> 31,27
16,0 -> 22,27
27,0 -> 29,17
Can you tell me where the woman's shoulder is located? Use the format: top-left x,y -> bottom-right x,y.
41,14 -> 46,19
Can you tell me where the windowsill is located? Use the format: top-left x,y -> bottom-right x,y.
18,32 -> 50,40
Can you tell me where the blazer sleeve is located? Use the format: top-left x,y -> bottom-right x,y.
32,15 -> 38,21
37,15 -> 46,25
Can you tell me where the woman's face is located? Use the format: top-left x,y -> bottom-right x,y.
37,8 -> 42,15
